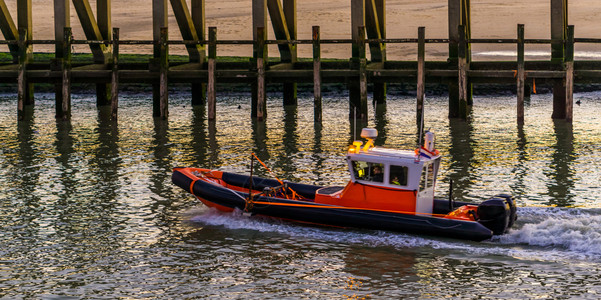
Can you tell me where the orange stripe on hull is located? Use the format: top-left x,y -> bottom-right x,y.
197,197 -> 235,213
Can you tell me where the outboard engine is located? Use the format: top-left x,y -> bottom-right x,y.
477,197 -> 511,235
494,194 -> 517,229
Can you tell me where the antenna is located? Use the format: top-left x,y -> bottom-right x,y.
353,106 -> 357,141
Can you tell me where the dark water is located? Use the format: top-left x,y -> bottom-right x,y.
1,91 -> 601,299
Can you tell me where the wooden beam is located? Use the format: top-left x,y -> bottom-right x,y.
17,0 -> 32,40
207,27 -> 216,120
517,24 -> 525,124
54,0 -> 70,57
191,0 -> 206,53
349,26 -> 368,122
153,0 -> 168,110
17,28 -> 28,121
313,26 -> 321,123
274,0 -> 297,106
153,0 -> 168,57
417,27 -> 425,126
283,0 -> 296,41
565,25 -> 574,122
191,0 -> 207,105
458,25 -> 469,120
0,0 -> 19,60
57,27 -> 72,120
551,0 -> 567,62
366,0 -> 386,104
267,0 -> 293,61
365,0 -> 383,62
448,0 -> 460,60
17,0 -> 34,104
97,0 -> 111,40
252,0 -> 267,116
95,0 -> 112,106
111,28 -> 119,121
255,27 -> 267,121
351,0 -> 365,58
252,0 -> 267,59
158,27 -> 169,119
72,0 -> 108,63
170,0 -> 203,62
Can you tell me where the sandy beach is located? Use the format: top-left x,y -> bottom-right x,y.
2,0 -> 601,60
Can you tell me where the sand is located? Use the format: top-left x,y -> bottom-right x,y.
2,0 -> 601,60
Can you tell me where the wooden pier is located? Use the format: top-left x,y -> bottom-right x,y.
0,0 -> 598,123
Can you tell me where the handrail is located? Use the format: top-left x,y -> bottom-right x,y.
0,37 -> 582,46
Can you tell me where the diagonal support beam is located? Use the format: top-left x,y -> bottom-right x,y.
267,0 -> 294,62
72,0 -> 109,63
365,0 -> 385,62
0,0 -> 19,61
97,0 -> 111,46
283,0 -> 296,61
170,0 -> 203,62
191,0 -> 206,61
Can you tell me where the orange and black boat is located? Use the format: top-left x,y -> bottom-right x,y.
172,129 -> 517,241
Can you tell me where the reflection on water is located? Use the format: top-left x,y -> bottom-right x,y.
546,120 -> 576,207
1,92 -> 601,298
447,118 -> 477,202
373,103 -> 388,146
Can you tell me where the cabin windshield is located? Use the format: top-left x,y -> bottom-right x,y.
351,161 -> 384,183
419,159 -> 439,191
351,160 -> 410,187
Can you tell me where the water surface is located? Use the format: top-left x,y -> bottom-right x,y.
1,90 -> 601,298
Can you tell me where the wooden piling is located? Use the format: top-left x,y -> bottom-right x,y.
191,0 -> 207,106
448,0 -> 472,117
111,28 -> 119,121
18,0 -> 34,105
551,0 -> 568,119
280,0 -> 298,106
517,24 -> 525,124
95,0 -> 112,107
350,0 -> 365,59
207,27 -> 217,121
54,0 -> 70,57
565,25 -> 574,123
349,26 -> 368,122
158,27 -> 169,119
56,27 -> 72,120
255,27 -> 267,121
367,0 -> 386,104
17,28 -> 27,121
312,25 -> 322,123
457,25 -> 469,120
152,0 -> 167,115
252,0 -> 267,58
417,27 -> 425,127
284,0 -> 298,105
550,0 -> 567,63
172,0 -> 205,105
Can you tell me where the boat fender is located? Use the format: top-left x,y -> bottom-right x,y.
494,193 -> 517,229
477,197 -> 510,235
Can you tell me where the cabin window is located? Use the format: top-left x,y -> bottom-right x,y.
419,162 -> 436,191
427,163 -> 435,188
389,165 -> 408,186
352,161 -> 384,183
419,165 -> 427,191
